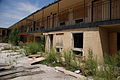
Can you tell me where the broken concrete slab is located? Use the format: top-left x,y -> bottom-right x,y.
0,66 -> 40,77
28,57 -> 45,65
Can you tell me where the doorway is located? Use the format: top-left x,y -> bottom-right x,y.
48,34 -> 53,51
117,32 -> 120,51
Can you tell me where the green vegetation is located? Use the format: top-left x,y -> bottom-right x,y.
84,49 -> 97,76
63,50 -> 80,71
39,49 -> 120,80
45,49 -> 61,63
40,49 -> 62,67
21,35 -> 45,56
24,42 -> 44,56
40,49 -> 80,71
84,49 -> 120,80
8,28 -> 20,46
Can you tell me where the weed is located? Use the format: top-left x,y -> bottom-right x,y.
85,49 -> 97,76
24,42 -> 44,55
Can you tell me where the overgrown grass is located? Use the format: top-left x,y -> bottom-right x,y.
84,49 -> 97,76
39,49 -> 120,79
63,50 -> 80,71
40,49 -> 80,72
84,49 -> 120,80
24,42 -> 44,56
45,49 -> 61,63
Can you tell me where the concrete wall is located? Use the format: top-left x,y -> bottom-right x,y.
45,27 -> 104,63
83,29 -> 103,63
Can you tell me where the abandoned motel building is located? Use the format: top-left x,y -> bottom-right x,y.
1,0 -> 120,63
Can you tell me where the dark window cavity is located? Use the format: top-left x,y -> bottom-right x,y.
73,33 -> 83,48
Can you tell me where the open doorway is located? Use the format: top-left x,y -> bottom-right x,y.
117,32 -> 120,51
49,34 -> 53,49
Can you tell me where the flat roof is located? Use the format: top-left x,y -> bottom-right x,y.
0,27 -> 7,29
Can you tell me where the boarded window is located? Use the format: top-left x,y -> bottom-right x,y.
59,10 -> 69,22
73,4 -> 87,19
56,34 -> 63,47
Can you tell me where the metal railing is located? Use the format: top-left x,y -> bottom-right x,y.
19,0 -> 120,33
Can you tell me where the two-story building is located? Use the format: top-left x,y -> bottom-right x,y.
9,0 -> 120,63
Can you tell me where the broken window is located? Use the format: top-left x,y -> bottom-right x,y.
75,18 -> 84,24
73,33 -> 83,48
56,48 -> 62,53
60,22 -> 65,26
73,51 -> 83,56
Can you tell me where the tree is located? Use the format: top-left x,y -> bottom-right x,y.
8,28 -> 20,45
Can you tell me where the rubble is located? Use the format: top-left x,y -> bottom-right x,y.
0,43 -> 79,80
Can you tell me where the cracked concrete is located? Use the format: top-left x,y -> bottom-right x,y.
0,43 -> 79,80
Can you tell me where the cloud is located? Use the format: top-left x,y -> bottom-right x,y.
0,0 -> 40,28
0,0 -> 39,20
0,0 -> 55,28
0,13 -> 23,19
17,2 -> 39,13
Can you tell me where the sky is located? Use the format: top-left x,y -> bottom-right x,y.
0,0 -> 56,28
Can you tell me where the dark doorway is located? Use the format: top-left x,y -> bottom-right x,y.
117,33 -> 120,51
49,34 -> 53,48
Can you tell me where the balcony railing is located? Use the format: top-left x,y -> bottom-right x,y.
19,0 -> 120,33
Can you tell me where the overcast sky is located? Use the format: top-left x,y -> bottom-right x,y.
0,0 -> 55,28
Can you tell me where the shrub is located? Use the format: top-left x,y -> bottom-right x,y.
63,50 -> 73,66
115,51 -> 120,67
46,49 -> 61,63
85,49 -> 97,76
63,50 -> 80,71
85,50 -> 120,80
24,42 -> 44,55
102,53 -> 120,80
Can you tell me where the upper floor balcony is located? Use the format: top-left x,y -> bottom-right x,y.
23,0 -> 120,33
